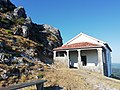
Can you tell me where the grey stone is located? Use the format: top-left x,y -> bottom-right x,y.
0,53 -> 4,60
22,25 -> 29,37
1,73 -> 8,79
6,12 -> 14,20
13,6 -> 26,18
25,17 -> 32,24
43,24 -> 59,35
25,48 -> 37,57
0,42 -> 3,47
43,24 -> 63,46
0,0 -> 15,12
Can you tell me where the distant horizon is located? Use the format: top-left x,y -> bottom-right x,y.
112,62 -> 120,64
11,0 -> 120,63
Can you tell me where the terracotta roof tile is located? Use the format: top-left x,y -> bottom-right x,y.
54,42 -> 102,50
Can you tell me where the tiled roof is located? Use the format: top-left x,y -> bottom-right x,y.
54,42 -> 102,50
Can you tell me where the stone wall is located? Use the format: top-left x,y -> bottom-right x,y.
53,57 -> 68,68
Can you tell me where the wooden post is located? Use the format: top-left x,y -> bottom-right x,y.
0,80 -> 47,90
36,83 -> 44,90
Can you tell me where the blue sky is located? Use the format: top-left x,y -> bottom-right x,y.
11,0 -> 120,63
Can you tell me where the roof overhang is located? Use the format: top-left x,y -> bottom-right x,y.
104,43 -> 112,52
54,46 -> 104,51
53,42 -> 104,51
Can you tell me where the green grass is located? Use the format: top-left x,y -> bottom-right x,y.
5,29 -> 13,35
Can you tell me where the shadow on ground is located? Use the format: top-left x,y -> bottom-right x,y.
44,86 -> 64,90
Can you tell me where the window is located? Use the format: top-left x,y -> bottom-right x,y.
56,51 -> 66,57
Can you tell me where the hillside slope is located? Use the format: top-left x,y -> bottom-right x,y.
44,69 -> 120,90
0,0 -> 62,86
0,0 -> 63,65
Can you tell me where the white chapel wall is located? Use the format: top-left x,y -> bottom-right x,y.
81,50 -> 98,66
67,34 -> 104,46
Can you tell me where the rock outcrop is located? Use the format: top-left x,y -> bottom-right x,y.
0,0 -> 63,65
13,6 -> 26,18
0,0 -> 15,12
0,0 -> 63,86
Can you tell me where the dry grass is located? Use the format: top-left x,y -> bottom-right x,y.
1,68 -> 120,90
0,28 -> 41,53
44,69 -> 93,90
43,68 -> 120,90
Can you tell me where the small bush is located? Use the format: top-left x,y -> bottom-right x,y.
16,17 -> 25,25
1,18 -> 10,24
37,74 -> 44,79
21,75 -> 26,82
0,76 -> 3,81
5,29 -> 13,35
13,52 -> 21,57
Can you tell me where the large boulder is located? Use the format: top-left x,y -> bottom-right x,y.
13,6 -> 26,18
43,24 -> 60,35
25,17 -> 32,24
13,23 -> 32,37
0,53 -> 4,61
21,25 -> 29,37
22,22 -> 32,37
0,53 -> 11,65
43,24 -> 63,46
13,25 -> 23,35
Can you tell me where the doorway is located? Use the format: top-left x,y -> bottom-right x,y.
81,56 -> 87,66
69,51 -> 78,68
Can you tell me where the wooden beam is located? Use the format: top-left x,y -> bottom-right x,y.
0,80 -> 47,90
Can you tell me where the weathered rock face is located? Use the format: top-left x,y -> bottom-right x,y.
0,1 -> 63,85
0,0 -> 63,86
43,24 -> 63,49
0,0 -> 15,12
21,24 -> 30,37
13,6 -> 26,18
0,0 -> 63,65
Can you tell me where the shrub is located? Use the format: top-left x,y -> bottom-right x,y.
21,75 -> 26,82
1,18 -> 10,24
16,17 -> 25,25
0,76 -> 3,81
11,17 -> 25,25
12,60 -> 18,64
13,52 -> 21,57
37,74 -> 44,79
5,29 -> 13,35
